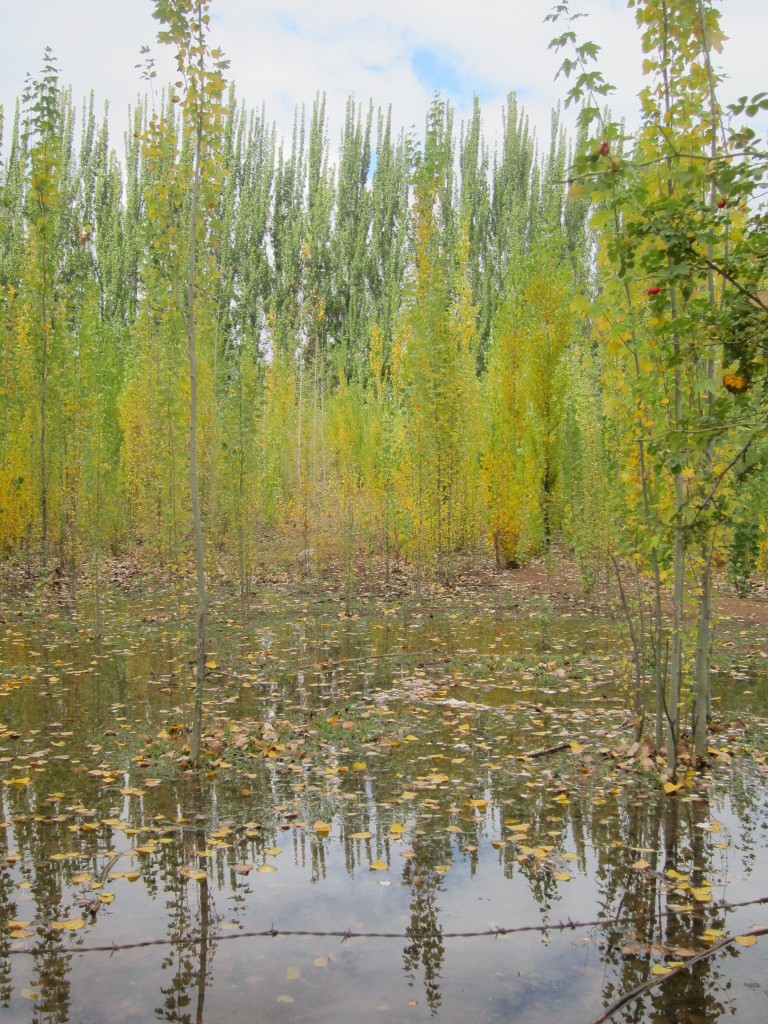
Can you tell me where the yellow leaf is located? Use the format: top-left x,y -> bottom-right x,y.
350,831 -> 372,840
691,887 -> 712,902
352,762 -> 367,771
370,859 -> 388,871
446,825 -> 462,833
631,859 -> 651,870
652,964 -> 672,976
664,781 -> 683,794
205,661 -> 218,669
569,741 -> 585,754
434,865 -> 451,874
20,989 -> 40,1001
553,871 -> 571,881
179,866 -> 207,882
8,920 -> 32,929
70,872 -> 93,885
257,864 -> 277,873
468,799 -> 487,809
98,892 -> 115,904
735,934 -> 757,947
389,823 -> 405,835
313,820 -> 331,834
7,777 -> 29,786
553,793 -> 569,804
264,847 -> 281,857
51,918 -> 85,932
286,966 -> 301,980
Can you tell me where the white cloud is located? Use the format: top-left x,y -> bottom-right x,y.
1,0 -> 766,161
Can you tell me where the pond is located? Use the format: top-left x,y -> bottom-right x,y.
0,572 -> 766,1023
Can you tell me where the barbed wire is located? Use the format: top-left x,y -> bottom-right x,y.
5,894 -> 767,957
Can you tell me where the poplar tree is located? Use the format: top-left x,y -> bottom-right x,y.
150,0 -> 229,763
550,0 -> 768,768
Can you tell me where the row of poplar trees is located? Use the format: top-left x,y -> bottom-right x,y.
0,0 -> 766,766
0,47 -> 602,590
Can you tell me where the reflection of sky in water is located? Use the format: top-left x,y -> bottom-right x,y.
0,587 -> 766,1022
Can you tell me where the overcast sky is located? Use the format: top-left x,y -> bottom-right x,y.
2,1 -> 766,158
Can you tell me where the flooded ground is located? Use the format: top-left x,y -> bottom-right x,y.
0,569 -> 766,1023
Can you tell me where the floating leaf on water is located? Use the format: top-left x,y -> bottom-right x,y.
70,872 -> 93,885
389,823 -> 405,835
276,995 -> 295,1004
663,781 -> 683,794
631,859 -> 651,870
370,859 -> 388,871
20,989 -> 40,1001
233,863 -> 252,875
735,934 -> 757,947
179,866 -> 207,882
286,966 -> 301,980
691,887 -> 712,902
51,918 -> 85,932
434,865 -> 451,874
97,892 -> 115,904
352,762 -> 367,771
257,864 -> 277,873
313,956 -> 328,968
264,847 -> 281,857
313,820 -> 331,834
652,964 -> 672,976
553,871 -> 571,881
350,832 -> 373,840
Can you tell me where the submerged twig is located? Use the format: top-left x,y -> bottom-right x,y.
589,925 -> 768,1024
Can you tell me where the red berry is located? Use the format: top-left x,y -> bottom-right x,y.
647,286 -> 661,296
716,198 -> 727,209
599,141 -> 610,157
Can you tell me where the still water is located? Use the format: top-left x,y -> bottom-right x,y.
0,578 -> 766,1023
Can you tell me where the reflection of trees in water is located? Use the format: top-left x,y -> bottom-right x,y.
595,794 -> 729,1024
157,880 -> 213,1024
156,789 -> 216,1024
0,786 -> 78,1021
402,857 -> 446,1014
